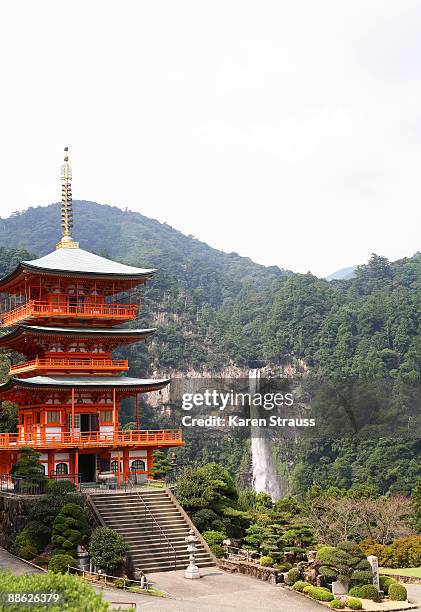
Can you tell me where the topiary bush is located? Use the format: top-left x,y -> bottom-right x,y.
292,580 -> 311,592
379,575 -> 396,593
259,555 -> 274,567
329,600 -> 345,609
349,584 -> 379,602
307,586 -> 334,602
317,541 -> 372,586
347,597 -> 363,610
388,583 -> 407,601
303,584 -> 314,594
287,567 -> 301,585
316,546 -> 337,562
350,569 -> 374,587
52,503 -> 89,553
48,553 -> 76,574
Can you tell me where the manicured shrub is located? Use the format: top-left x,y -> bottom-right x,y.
307,586 -> 334,602
388,583 -> 407,601
19,544 -> 38,560
350,569 -> 374,587
0,570 -> 108,611
89,527 -> 129,572
303,585 -> 314,594
318,565 -> 338,579
316,541 -> 369,585
210,544 -> 225,558
352,584 -> 379,602
379,575 -> 396,593
259,555 -> 274,567
48,553 -> 76,574
287,567 -> 301,585
52,503 -> 89,553
292,580 -> 311,592
202,530 -> 226,547
347,597 -> 363,610
329,600 -> 345,609
316,546 -> 336,562
46,479 -> 76,495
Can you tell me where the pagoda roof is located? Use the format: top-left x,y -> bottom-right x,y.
0,375 -> 170,392
0,246 -> 156,289
0,324 -> 156,342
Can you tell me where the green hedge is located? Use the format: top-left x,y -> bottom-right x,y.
388,583 -> 407,601
0,571 -> 108,611
379,575 -> 397,593
292,580 -> 311,592
348,584 -> 380,602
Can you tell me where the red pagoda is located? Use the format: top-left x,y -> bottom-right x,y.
0,148 -> 182,484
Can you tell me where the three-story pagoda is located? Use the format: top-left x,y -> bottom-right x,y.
0,149 -> 182,484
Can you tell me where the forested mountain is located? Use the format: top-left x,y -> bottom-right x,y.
0,203 -> 419,378
0,203 -> 419,495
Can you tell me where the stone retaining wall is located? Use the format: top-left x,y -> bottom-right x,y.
382,574 -> 421,585
218,558 -> 282,584
0,493 -> 35,550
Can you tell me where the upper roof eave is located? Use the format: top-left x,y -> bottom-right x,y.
0,247 -> 156,290
0,375 -> 170,392
0,324 -> 157,347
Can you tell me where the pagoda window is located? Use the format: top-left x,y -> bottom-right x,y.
131,460 -> 145,472
110,460 -> 121,473
35,412 -> 40,424
100,410 -> 113,424
55,463 -> 68,476
47,411 -> 61,424
68,414 -> 81,430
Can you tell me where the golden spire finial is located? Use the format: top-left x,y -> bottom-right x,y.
56,146 -> 79,249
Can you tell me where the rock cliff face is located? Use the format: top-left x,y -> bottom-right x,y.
0,494 -> 34,550
148,359 -> 308,407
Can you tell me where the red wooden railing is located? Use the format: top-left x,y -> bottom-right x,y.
10,357 -> 129,375
1,300 -> 137,326
0,429 -> 183,449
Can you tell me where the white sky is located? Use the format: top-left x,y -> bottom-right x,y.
0,1 -> 420,277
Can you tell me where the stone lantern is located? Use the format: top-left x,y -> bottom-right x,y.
184,529 -> 201,579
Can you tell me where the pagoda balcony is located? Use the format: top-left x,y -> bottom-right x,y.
9,357 -> 129,376
1,300 -> 138,327
0,429 -> 183,450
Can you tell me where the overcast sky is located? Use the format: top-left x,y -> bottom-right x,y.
0,2 -> 420,277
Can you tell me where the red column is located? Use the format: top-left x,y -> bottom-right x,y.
123,448 -> 129,482
71,387 -> 75,438
117,448 -> 121,487
48,450 -> 55,478
147,448 -> 154,478
113,388 -> 117,442
74,449 -> 79,486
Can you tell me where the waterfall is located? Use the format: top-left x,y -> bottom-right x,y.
250,368 -> 282,501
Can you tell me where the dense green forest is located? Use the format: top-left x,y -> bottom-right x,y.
0,203 -> 419,497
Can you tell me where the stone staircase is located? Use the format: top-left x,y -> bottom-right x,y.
88,489 -> 216,574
